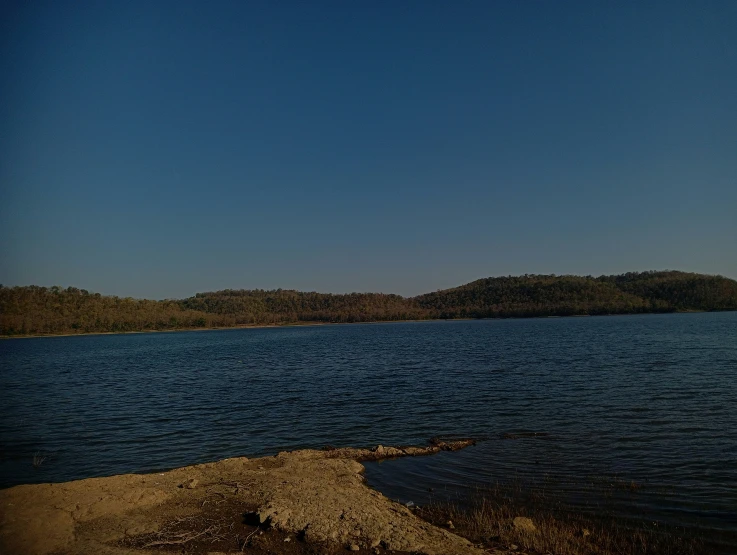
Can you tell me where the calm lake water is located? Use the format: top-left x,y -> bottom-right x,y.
1,313 -> 736,538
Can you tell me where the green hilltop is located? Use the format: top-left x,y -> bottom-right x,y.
1,271 -> 736,336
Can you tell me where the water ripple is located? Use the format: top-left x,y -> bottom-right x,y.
1,312 -> 736,536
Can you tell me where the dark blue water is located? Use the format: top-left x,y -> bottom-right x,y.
1,313 -> 736,535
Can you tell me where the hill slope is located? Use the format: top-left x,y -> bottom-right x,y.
1,271 -> 735,336
413,271 -> 737,318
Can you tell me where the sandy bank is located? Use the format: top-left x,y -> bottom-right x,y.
1,320 -> 445,340
0,440 -> 493,555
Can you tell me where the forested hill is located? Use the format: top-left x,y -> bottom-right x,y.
1,271 -> 736,336
413,271 -> 737,318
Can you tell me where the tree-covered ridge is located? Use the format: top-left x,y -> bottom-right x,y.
414,274 -> 649,318
597,271 -> 737,311
0,285 -> 211,336
1,271 -> 735,336
180,290 -> 424,324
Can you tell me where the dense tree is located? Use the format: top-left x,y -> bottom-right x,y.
596,271 -> 737,311
1,271 -> 735,336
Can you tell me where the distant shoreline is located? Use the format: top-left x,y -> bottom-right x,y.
4,271 -> 735,339
1,310 -> 721,340
0,318 -> 441,340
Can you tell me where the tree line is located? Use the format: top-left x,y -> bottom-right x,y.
1,271 -> 735,336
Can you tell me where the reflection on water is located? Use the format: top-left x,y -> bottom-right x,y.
1,312 -> 736,536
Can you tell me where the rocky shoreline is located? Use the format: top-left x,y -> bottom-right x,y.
0,440 -> 496,555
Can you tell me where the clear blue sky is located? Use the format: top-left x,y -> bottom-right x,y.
1,1 -> 735,299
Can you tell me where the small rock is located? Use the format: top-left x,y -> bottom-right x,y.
446,520 -> 455,529
284,536 -> 291,542
513,516 -> 537,533
509,545 -> 519,551
372,445 -> 385,454
349,543 -> 360,551
179,478 -> 198,489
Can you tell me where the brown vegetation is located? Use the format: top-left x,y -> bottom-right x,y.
416,489 -> 712,555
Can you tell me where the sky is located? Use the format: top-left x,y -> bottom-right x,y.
1,0 -> 735,299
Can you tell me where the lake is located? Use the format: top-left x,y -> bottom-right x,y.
1,313 -> 735,539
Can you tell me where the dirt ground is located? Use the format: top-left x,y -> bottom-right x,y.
0,440 -> 499,555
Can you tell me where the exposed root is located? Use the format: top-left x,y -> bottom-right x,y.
126,515 -> 234,549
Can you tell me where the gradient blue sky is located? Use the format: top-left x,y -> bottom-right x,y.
1,0 -> 735,299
